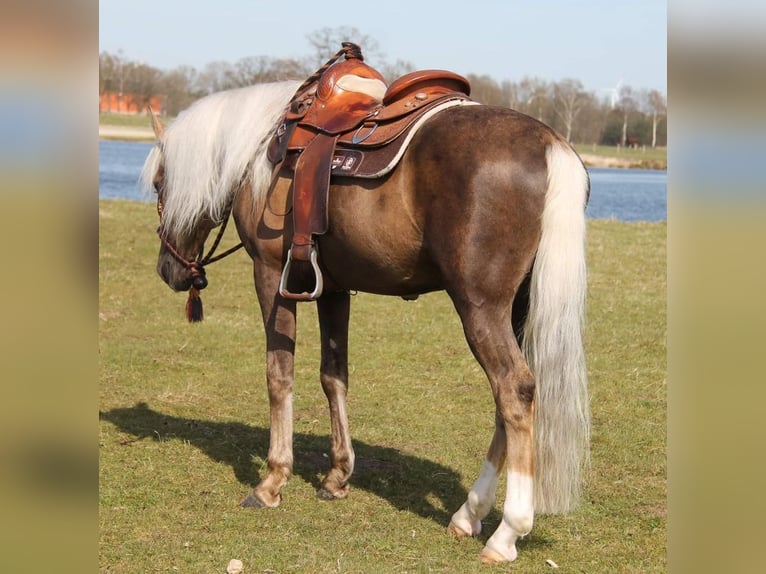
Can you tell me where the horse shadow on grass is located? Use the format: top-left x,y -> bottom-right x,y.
100,403 -> 557,551
101,402 -> 478,529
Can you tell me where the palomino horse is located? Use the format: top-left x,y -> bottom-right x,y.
142,73 -> 590,563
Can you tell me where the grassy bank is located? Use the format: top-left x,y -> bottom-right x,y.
574,144 -> 667,170
99,112 -> 159,128
99,200 -> 666,573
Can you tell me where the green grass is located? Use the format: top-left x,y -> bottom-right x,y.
99,112 -> 158,128
574,144 -> 667,169
99,200 -> 666,573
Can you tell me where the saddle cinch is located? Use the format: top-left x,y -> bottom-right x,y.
267,43 -> 473,300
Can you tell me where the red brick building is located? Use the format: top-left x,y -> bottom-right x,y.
100,92 -> 167,114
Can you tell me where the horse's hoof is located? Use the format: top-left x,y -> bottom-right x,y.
479,545 -> 517,564
447,521 -> 472,539
448,518 -> 481,538
316,487 -> 348,501
240,493 -> 279,508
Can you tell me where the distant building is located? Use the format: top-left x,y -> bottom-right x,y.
100,92 -> 167,114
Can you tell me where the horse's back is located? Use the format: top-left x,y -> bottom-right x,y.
318,106 -> 560,295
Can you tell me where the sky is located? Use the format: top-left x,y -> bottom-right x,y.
99,0 -> 667,94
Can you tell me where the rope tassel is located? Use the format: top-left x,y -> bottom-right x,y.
185,287 -> 204,322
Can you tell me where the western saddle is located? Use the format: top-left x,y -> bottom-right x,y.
268,43 -> 472,300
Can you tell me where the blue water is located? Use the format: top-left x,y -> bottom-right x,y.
99,140 -> 155,201
99,140 -> 667,222
586,168 -> 666,222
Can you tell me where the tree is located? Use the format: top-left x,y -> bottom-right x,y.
379,59 -> 416,83
160,66 -> 201,116
305,26 -> 383,68
576,97 -> 610,145
228,56 -> 309,87
197,61 -> 236,94
551,79 -> 589,142
128,62 -> 163,112
645,89 -> 667,148
616,85 -> 639,147
466,74 -> 505,106
516,77 -> 550,122
500,80 -> 519,110
99,52 -> 117,101
99,50 -> 135,112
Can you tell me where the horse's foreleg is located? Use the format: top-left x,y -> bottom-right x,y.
448,307 -> 535,563
316,291 -> 354,500
242,263 -> 297,509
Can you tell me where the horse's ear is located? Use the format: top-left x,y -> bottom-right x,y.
147,106 -> 165,140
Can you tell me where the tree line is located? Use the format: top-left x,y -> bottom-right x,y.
99,27 -> 666,147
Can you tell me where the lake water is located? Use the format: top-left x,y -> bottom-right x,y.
99,140 -> 667,222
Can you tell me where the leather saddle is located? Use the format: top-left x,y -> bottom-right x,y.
267,44 -> 472,300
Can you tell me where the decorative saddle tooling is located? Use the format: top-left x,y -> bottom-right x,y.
267,43 -> 474,300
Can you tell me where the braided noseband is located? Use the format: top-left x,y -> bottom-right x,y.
156,193 -> 243,322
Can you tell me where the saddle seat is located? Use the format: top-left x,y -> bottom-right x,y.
268,46 -> 472,301
295,57 -> 387,135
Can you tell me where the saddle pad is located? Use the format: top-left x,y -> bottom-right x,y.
331,98 -> 479,178
282,98 -> 479,179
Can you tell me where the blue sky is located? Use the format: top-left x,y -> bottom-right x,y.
99,0 -> 666,94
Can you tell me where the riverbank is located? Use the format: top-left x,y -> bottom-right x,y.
99,125 -> 155,141
99,125 -> 667,170
578,152 -> 666,170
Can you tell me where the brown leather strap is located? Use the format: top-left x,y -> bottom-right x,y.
290,132 -> 338,261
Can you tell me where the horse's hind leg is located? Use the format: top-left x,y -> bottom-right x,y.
316,291 -> 354,500
448,302 -> 535,563
241,261 -> 297,509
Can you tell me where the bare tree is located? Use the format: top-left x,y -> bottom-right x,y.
616,85 -> 639,147
646,89 -> 667,148
577,98 -> 611,145
160,66 -> 201,116
228,56 -> 309,87
466,74 -> 505,106
551,79 -> 589,142
379,59 -> 417,83
306,26 -> 383,67
500,80 -> 519,110
197,61 -> 237,94
517,77 -> 550,122
98,50 -> 134,112
128,62 -> 163,111
99,52 -> 117,102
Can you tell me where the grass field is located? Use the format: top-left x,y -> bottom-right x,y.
99,112 -> 157,128
99,200 -> 666,573
573,144 -> 667,164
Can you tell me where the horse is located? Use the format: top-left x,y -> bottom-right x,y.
142,74 -> 590,564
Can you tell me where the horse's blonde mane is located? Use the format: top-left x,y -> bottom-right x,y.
141,81 -> 300,235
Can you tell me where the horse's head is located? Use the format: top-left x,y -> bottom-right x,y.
146,111 -> 216,294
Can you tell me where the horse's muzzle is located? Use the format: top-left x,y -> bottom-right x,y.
158,258 -> 194,292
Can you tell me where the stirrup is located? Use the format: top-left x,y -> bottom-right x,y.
278,245 -> 324,301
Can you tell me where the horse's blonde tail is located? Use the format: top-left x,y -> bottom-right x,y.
522,140 -> 590,514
